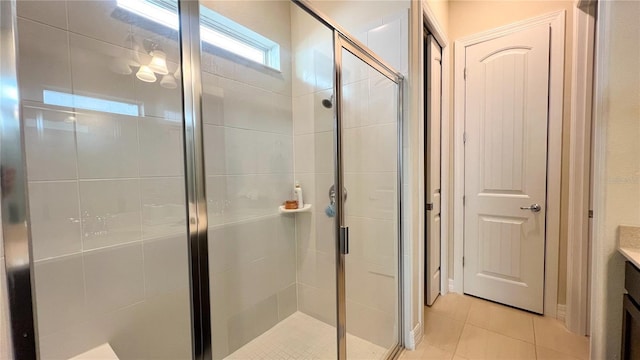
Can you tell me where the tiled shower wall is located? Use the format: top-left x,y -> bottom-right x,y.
290,4 -> 337,329
198,1 -> 296,359
8,0 -> 408,358
342,11 -> 408,348
16,0 -> 299,359
291,3 -> 409,349
16,1 -> 192,358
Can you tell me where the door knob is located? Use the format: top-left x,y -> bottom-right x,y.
520,204 -> 542,212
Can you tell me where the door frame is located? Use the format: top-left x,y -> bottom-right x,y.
566,0 -> 596,336
453,10 -> 565,317
424,33 -> 443,308
411,0 -> 450,349
423,4 -> 451,301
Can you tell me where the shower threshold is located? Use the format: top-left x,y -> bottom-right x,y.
224,312 -> 387,360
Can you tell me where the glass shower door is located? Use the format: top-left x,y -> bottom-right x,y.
16,0 -> 193,358
337,39 -> 402,359
195,2 -> 338,359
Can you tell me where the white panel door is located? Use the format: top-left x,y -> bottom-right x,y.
426,35 -> 442,306
463,23 -> 550,313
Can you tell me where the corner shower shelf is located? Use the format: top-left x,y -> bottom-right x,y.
278,204 -> 312,214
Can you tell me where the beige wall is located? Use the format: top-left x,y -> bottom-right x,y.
425,0 -> 449,36
592,0 -> 640,358
446,0 -> 574,305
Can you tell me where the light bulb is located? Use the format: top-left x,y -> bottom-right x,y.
136,65 -> 157,82
160,74 -> 177,89
148,50 -> 169,75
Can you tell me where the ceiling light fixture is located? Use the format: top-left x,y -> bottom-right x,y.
160,74 -> 177,89
148,50 -> 169,75
136,65 -> 157,82
109,33 -> 141,75
116,0 -> 281,70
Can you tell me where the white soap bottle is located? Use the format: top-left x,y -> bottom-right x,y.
294,181 -> 304,208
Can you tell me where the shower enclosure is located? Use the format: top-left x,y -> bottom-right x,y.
0,0 -> 404,359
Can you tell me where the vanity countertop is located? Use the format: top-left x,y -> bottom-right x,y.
618,225 -> 640,269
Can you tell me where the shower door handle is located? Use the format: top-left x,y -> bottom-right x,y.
329,185 -> 347,205
340,226 -> 349,255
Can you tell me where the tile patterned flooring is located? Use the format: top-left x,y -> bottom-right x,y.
225,312 -> 387,360
401,294 -> 590,360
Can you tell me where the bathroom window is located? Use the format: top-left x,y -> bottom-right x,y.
116,0 -> 281,70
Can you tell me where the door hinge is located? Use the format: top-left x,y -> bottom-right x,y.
588,210 -> 594,218
463,257 -> 465,267
463,132 -> 467,144
464,67 -> 467,80
426,203 -> 434,211
463,195 -> 466,206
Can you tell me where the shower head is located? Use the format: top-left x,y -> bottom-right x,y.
321,95 -> 333,109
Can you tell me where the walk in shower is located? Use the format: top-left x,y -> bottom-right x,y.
0,0 -> 405,359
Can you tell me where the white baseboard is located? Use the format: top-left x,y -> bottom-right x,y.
407,322 -> 423,350
448,279 -> 455,293
556,304 -> 566,321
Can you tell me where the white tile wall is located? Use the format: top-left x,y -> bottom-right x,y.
204,125 -> 293,176
291,4 -> 407,351
79,179 -> 142,250
297,283 -> 336,326
142,235 -> 190,299
294,133 -> 316,174
23,105 -> 78,181
34,254 -> 87,337
83,243 -> 145,314
140,178 -> 186,239
17,0 -> 68,29
28,181 -> 82,260
215,77 -> 293,134
199,2 -> 297,359
75,113 -> 139,179
17,18 -> 72,103
209,215 -> 297,359
138,117 -> 184,177
70,34 -> 136,102
134,65 -> 182,119
17,3 -> 193,358
289,10 -> 338,340
291,6 -> 333,97
67,0 -> 132,47
13,1 -> 407,359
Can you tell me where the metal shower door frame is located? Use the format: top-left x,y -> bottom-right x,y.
0,0 -> 38,358
332,32 -> 405,360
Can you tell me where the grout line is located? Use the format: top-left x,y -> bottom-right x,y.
532,316 -> 537,345
204,122 -> 295,136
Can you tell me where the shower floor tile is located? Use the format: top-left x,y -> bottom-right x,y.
224,312 -> 388,360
